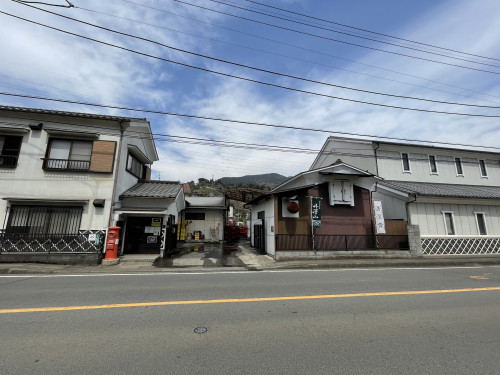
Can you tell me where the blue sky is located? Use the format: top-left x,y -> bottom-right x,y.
1,0 -> 500,182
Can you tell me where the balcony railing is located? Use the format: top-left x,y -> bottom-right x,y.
43,158 -> 90,171
276,234 -> 409,251
0,154 -> 18,168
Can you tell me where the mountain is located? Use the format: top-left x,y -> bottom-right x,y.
219,173 -> 288,187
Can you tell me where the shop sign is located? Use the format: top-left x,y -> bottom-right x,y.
373,200 -> 386,234
151,218 -> 161,227
311,197 -> 322,228
145,226 -> 161,235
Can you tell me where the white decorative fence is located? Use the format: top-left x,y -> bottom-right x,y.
421,236 -> 500,255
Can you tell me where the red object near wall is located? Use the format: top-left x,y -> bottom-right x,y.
239,226 -> 248,237
224,225 -> 240,241
105,226 -> 121,260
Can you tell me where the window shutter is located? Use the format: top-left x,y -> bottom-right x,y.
89,141 -> 116,173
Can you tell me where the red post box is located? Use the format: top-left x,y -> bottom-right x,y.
104,226 -> 121,260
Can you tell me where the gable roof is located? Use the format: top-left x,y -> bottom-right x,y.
120,180 -> 182,199
323,136 -> 500,156
379,180 -> 500,200
273,160 -> 377,193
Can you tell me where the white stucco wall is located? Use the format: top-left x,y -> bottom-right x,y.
250,197 -> 275,255
372,191 -> 408,221
0,116 -> 121,231
310,138 -> 377,173
0,112 -> 157,233
377,145 -> 500,186
408,201 -> 500,236
113,121 -> 158,203
312,138 -> 500,188
185,210 -> 224,241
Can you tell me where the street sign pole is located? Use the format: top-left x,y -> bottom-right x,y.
310,196 -> 315,253
310,197 -> 322,254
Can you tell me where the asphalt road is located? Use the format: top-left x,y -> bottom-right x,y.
1,266 -> 499,374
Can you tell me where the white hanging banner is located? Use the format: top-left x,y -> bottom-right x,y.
373,200 -> 386,234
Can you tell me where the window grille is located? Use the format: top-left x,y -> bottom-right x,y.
6,206 -> 83,237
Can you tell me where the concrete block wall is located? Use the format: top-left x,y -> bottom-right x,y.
407,224 -> 423,258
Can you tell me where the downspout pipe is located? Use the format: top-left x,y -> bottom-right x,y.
370,143 -> 381,236
108,120 -> 124,227
405,193 -> 417,225
374,142 -> 380,177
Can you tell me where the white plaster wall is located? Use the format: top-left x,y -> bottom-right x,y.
114,120 -> 158,202
409,202 -> 500,236
185,210 -> 224,240
377,144 -> 500,186
250,197 -> 275,255
310,138 -> 376,173
372,191 -> 407,220
0,115 -> 122,231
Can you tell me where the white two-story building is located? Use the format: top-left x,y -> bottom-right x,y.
312,136 -> 500,255
0,105 -> 184,264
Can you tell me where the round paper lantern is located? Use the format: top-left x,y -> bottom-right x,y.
287,201 -> 300,214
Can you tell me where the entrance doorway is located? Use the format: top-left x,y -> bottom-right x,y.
254,219 -> 265,254
123,216 -> 162,254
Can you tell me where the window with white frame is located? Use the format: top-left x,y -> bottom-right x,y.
401,152 -> 410,172
475,213 -> 487,235
443,212 -> 455,235
455,157 -> 463,176
479,159 -> 488,177
429,155 -> 438,174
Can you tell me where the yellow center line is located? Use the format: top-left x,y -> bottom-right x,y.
1,287 -> 499,314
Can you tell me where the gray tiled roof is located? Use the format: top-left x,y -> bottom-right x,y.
120,180 -> 182,199
380,180 -> 500,199
0,105 -> 146,122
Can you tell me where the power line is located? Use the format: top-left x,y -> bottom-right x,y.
2,12 -> 500,118
242,0 -> 500,63
75,5 -> 500,106
173,0 -> 500,75
20,3 -> 500,109
3,114 -> 494,167
115,0 -> 500,102
2,91 -> 500,152
12,0 -> 73,7
205,0 -> 500,68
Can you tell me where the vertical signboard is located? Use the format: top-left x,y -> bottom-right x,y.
373,200 -> 386,234
311,197 -> 322,228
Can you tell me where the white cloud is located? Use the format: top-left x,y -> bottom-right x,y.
2,0 -> 500,182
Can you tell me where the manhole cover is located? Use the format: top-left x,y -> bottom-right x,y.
194,327 -> 207,334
